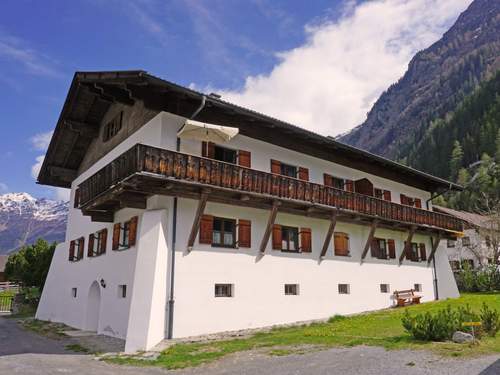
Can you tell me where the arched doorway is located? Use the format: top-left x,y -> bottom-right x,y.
86,281 -> 101,332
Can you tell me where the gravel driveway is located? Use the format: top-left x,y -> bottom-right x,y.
0,316 -> 499,375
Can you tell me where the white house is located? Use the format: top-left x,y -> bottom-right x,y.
434,205 -> 499,271
36,71 -> 464,353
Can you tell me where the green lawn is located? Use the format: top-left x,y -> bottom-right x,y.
108,293 -> 499,369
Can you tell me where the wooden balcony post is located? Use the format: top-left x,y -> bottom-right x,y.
360,220 -> 378,263
427,232 -> 442,266
319,210 -> 338,260
187,190 -> 210,252
399,225 -> 416,265
259,200 -> 281,254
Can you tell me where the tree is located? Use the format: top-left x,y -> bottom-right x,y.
5,239 -> 56,291
495,128 -> 500,163
450,140 -> 464,181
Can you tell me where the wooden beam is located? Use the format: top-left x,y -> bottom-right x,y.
319,211 -> 338,259
118,191 -> 147,209
64,120 -> 99,138
427,232 -> 442,266
259,200 -> 281,253
48,166 -> 77,181
186,191 -> 209,252
399,225 -> 417,265
90,211 -> 114,222
360,220 -> 378,262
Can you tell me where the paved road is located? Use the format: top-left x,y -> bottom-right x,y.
1,316 -> 499,374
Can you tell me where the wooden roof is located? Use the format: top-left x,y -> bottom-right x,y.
38,70 -> 463,193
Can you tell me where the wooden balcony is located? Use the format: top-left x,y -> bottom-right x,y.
77,144 -> 463,236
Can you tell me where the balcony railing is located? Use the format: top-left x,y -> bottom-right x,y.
78,144 -> 463,232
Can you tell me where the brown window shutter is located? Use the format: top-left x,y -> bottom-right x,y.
74,189 -> 80,208
300,228 -> 312,252
345,180 -> 354,192
202,141 -> 215,158
404,241 -> 411,260
334,232 -> 349,256
112,223 -> 121,250
129,216 -> 138,247
238,219 -> 251,248
78,237 -> 85,259
324,173 -> 333,187
414,198 -> 422,208
69,240 -> 75,261
238,150 -> 251,168
419,243 -> 427,261
100,229 -> 108,254
88,233 -> 95,257
383,190 -> 392,202
388,239 -> 396,259
298,167 -> 309,181
272,224 -> 282,250
370,238 -> 380,258
400,194 -> 408,205
271,159 -> 281,174
199,214 -> 214,244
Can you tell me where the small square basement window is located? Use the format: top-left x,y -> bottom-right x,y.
284,284 -> 299,295
414,284 -> 422,292
215,284 -> 233,297
118,285 -> 127,298
380,284 -> 390,293
338,284 -> 350,295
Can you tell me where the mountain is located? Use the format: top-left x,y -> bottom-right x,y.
340,0 -> 500,161
0,193 -> 68,255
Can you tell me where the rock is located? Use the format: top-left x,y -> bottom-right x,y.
452,331 -> 473,343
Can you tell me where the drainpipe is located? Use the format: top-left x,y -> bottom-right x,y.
166,95 -> 207,339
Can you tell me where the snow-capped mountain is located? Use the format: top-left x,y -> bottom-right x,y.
0,193 -> 68,254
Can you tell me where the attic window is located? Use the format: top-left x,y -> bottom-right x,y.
103,112 -> 123,142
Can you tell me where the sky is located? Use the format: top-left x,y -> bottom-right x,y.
0,0 -> 472,201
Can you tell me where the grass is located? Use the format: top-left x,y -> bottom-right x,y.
105,293 -> 500,370
19,318 -> 72,339
65,343 -> 92,353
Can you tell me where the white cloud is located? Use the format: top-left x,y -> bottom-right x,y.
0,33 -> 61,78
55,187 -> 70,201
0,182 -> 8,194
219,0 -> 472,137
31,155 -> 45,179
31,131 -> 53,151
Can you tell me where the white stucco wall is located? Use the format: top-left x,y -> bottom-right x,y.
37,110 -> 459,352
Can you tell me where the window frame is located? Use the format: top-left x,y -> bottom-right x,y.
74,237 -> 84,261
284,284 -> 299,296
380,284 -> 390,293
214,284 -> 233,298
211,217 -> 237,248
281,226 -> 299,252
338,284 -> 350,295
102,112 -> 123,142
120,221 -> 131,249
461,236 -> 471,247
376,238 -> 388,259
213,145 -> 238,164
280,162 -> 297,178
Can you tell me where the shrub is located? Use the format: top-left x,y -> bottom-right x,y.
480,303 -> 500,337
402,305 -> 462,341
455,264 -> 500,292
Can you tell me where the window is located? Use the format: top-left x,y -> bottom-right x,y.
380,284 -> 390,293
485,236 -> 491,248
212,217 -> 236,247
113,217 -> 138,251
414,284 -> 422,292
324,174 -> 346,190
214,145 -> 237,164
215,284 -> 233,297
280,163 -> 297,178
338,284 -> 350,294
102,112 -> 123,142
407,242 -> 419,262
463,259 -> 474,269
118,285 -> 127,298
400,194 -> 422,208
281,226 -> 299,252
71,288 -> 77,298
372,238 -> 388,259
447,239 -> 456,248
450,260 -> 460,271
334,232 -> 350,256
284,284 -> 299,295
88,229 -> 107,257
374,188 -> 392,201
69,237 -> 85,262
461,236 -> 471,247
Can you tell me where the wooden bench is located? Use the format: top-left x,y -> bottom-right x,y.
394,289 -> 422,307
